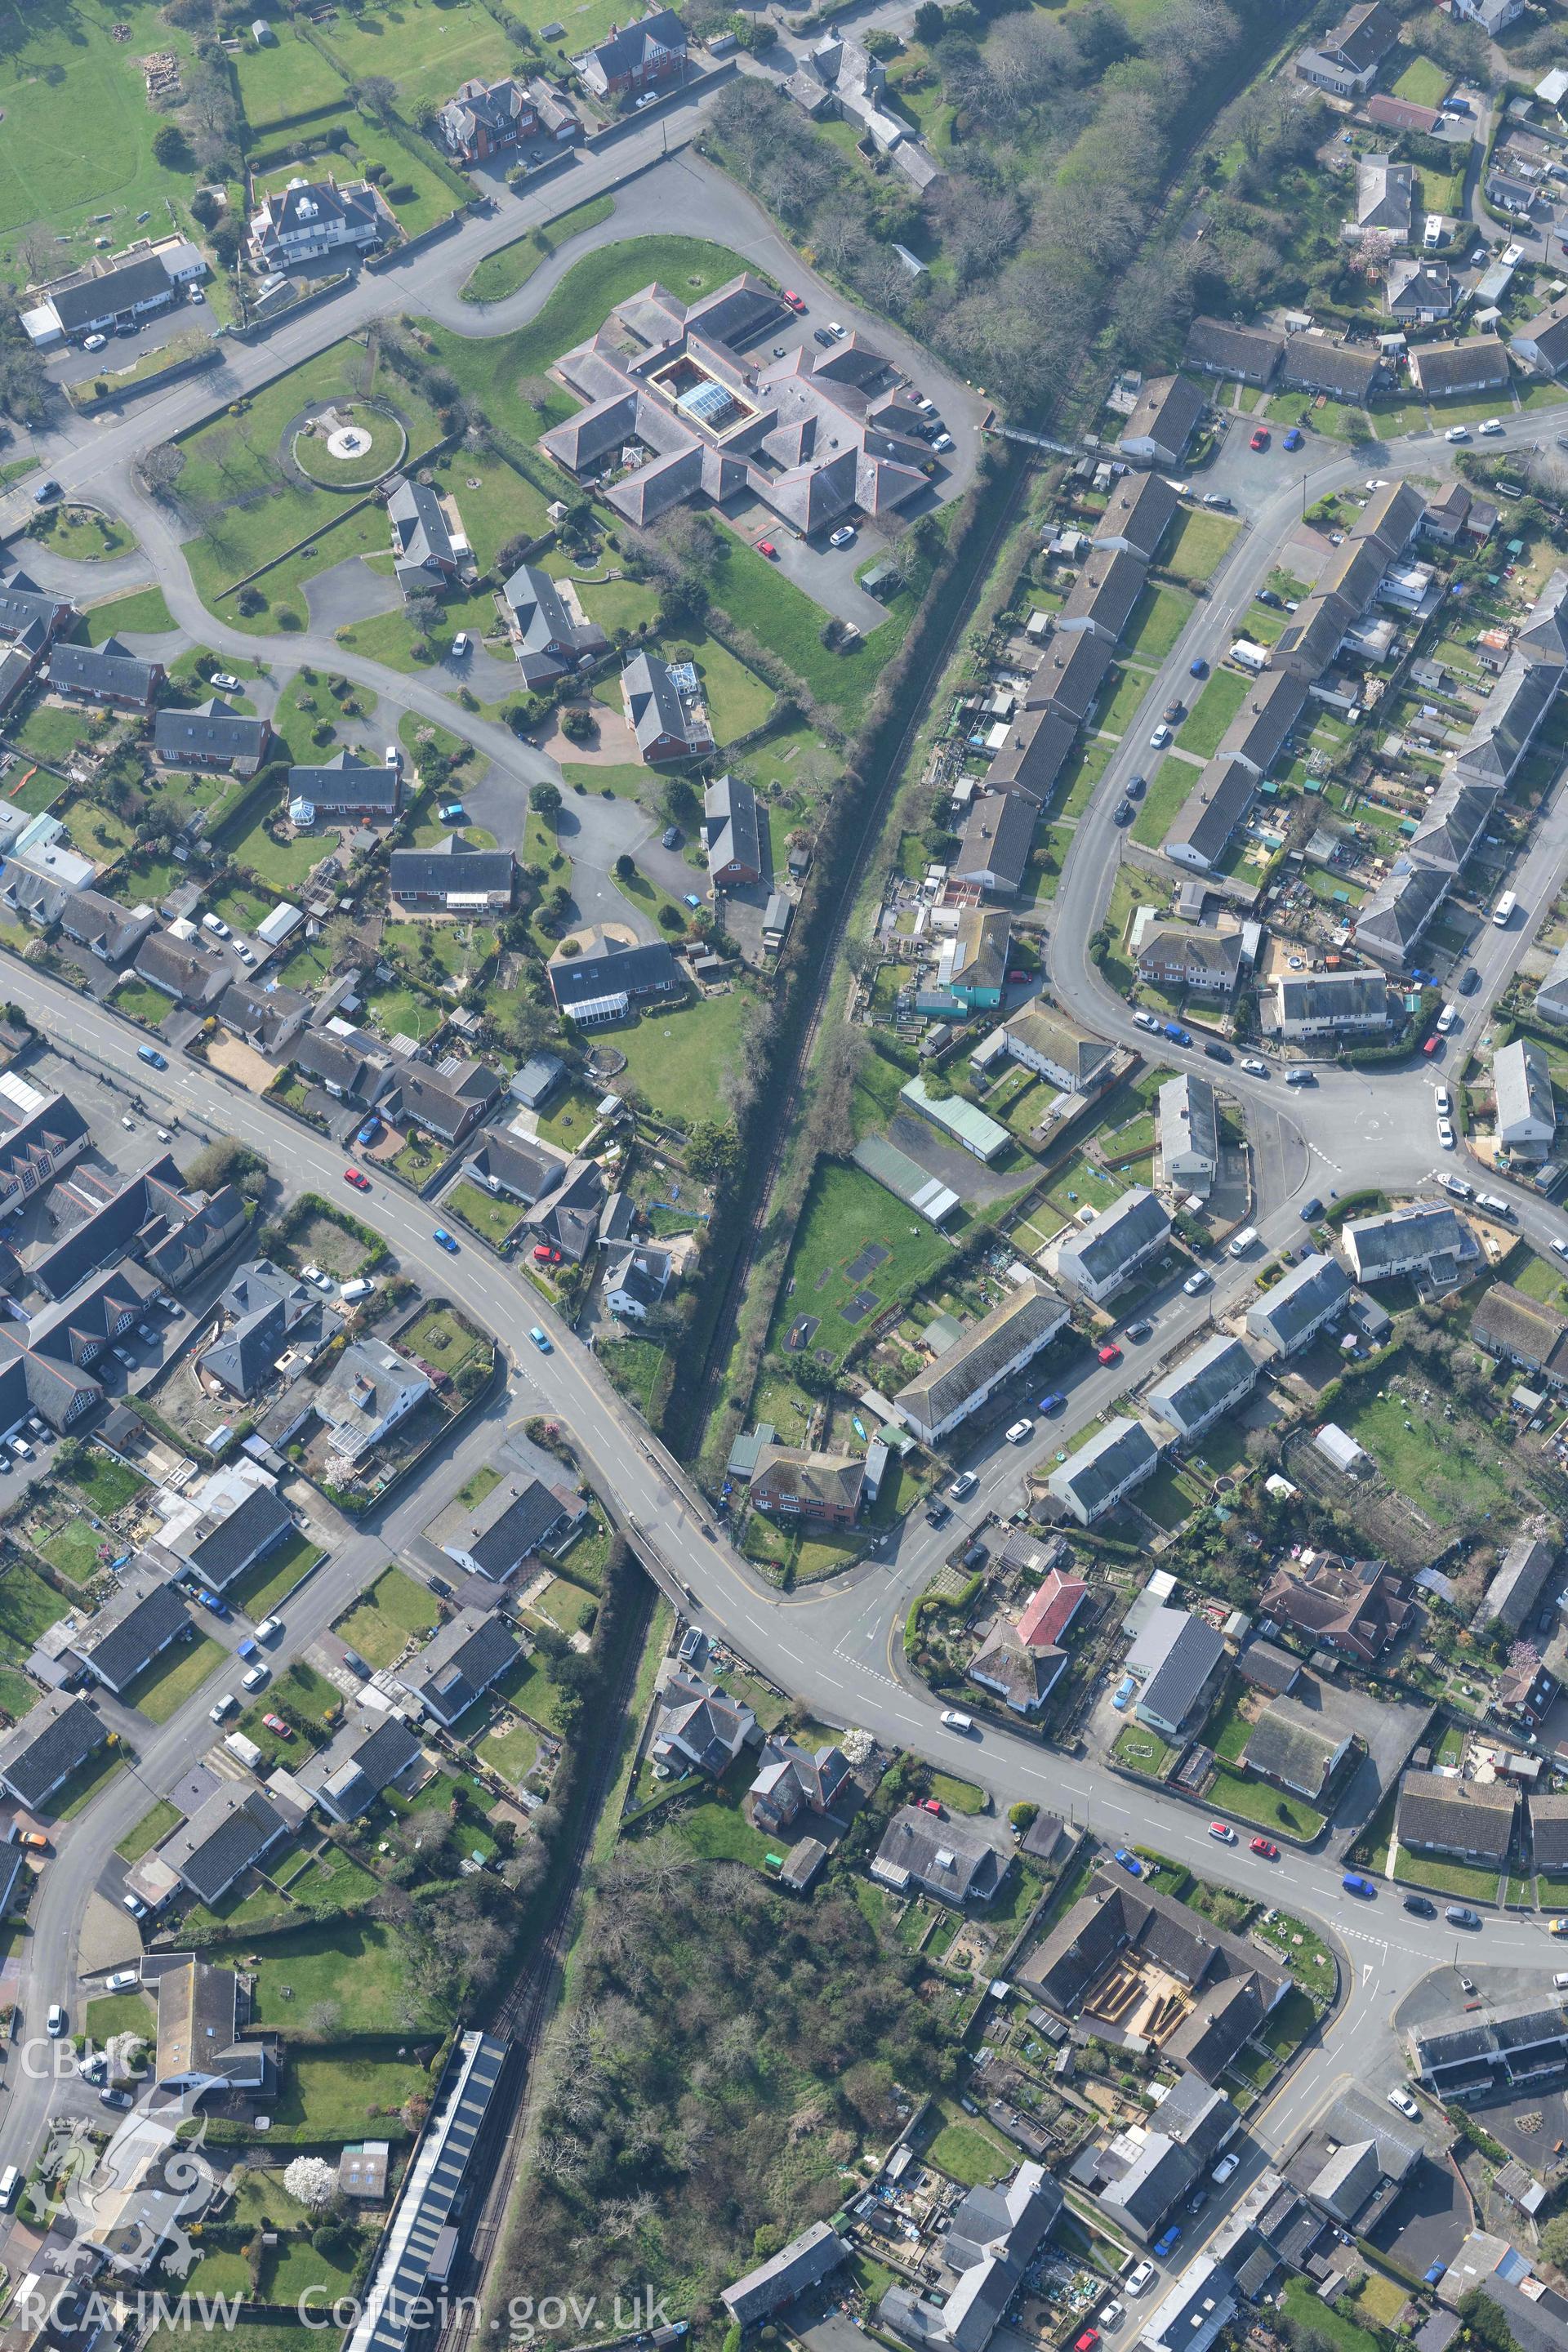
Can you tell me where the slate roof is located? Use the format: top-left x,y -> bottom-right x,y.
1410,335 -> 1510,394
47,637 -> 158,702
1241,1702 -> 1346,1799
623,649 -> 708,760
180,1483 -> 293,1588
952,791 -> 1037,892
984,702 -> 1080,802
401,1607 -> 520,1723
1397,1768 -> 1517,1860
1245,1253 -> 1350,1352
1527,1792 -> 1568,1869
1118,373 -> 1205,461
162,1785 -> 286,1903
1138,1613 -> 1226,1728
724,2224 -> 848,2328
750,1445 -> 865,1516
387,478 -> 461,583
76,1580 -> 191,1693
705,773 -> 763,879
463,1130 -> 564,1205
0,1692 -> 107,1807
1091,470 -> 1181,563
1004,1007 -> 1116,1091
389,836 -> 515,904
501,563 -> 608,687
1166,755 -> 1255,867
1058,546 -> 1147,642
1147,1334 -> 1255,1438
154,698 -> 271,768
287,751 -> 399,813
1343,1202 -> 1468,1281
1056,1185 -> 1169,1293
1181,318 -> 1285,383
1281,335 -> 1386,401
304,1715 -> 424,1820
448,1475 -> 577,1578
1030,625 -> 1116,720
1220,670 -> 1307,776
549,933 -> 681,1015
1472,1281 -> 1568,1365
396,1058 -> 501,1139
871,1804 -> 1004,1904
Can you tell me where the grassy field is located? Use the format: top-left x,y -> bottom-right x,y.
1338,1384 -> 1515,1526
233,24 -> 349,132
462,195 -> 616,306
332,1566 -> 439,1669
767,1162 -> 952,1369
225,808 -> 342,894
926,2118 -> 1013,2187
1129,755 -> 1200,849
1125,582 -> 1195,662
273,2050 -> 432,2141
1160,506 -> 1241,583
0,1561 -> 67,1657
317,0 -> 517,114
0,3 -> 212,283
40,1522 -> 107,1585
1393,54 -> 1451,108
120,1635 -> 227,1725
664,630 -> 774,743
1176,669 -> 1248,757
598,988 -> 753,1129
115,1799 -> 181,1864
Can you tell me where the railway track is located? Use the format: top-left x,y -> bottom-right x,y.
430,1571 -> 656,2352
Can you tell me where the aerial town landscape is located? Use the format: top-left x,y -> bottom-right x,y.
19,6 -> 1568,2352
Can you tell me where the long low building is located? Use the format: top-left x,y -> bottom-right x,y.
893,1280 -> 1070,1447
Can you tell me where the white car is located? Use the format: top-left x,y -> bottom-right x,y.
1099,2303 -> 1125,2333
1241,1057 -> 1267,1076
948,1471 -> 978,1501
829,524 -> 857,549
1133,1009 -> 1159,1032
1183,1270 -> 1210,1294
211,672 -> 241,693
1005,1419 -> 1034,1443
83,333 -> 106,352
241,1663 -> 269,1692
385,744 -> 399,767
1387,2087 -> 1420,2118
1554,1236 -> 1568,1259
105,1969 -> 139,1994
1479,418 -> 1503,435
1149,724 -> 1172,748
1212,2152 -> 1241,2185
1434,1087 -> 1451,1116
209,1693 -> 238,1723
452,632 -> 470,657
255,1617 -> 282,1644
940,1709 -> 973,1733
826,321 -> 845,339
47,2005 -> 65,2037
189,287 -> 204,303
1125,2264 -> 1155,2299
122,1892 -> 148,1918
1437,1120 -> 1455,1150
1445,425 -> 1469,442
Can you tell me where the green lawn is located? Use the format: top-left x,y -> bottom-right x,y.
316,0 -> 516,113
223,810 -> 342,894
1392,1848 -> 1502,1902
671,1788 -> 781,1868
594,988 -> 755,1129
0,3 -> 215,283
116,1800 -> 181,1864
447,1178 -> 523,1247
84,1990 -> 154,2046
64,1450 -> 148,1516
120,1635 -> 226,1725
272,2050 -> 432,2143
766,1162 -> 952,1369
479,1716 -> 540,1785
233,24 -> 349,132
462,196 -> 616,306
927,2120 -> 1013,2188
1176,669 -> 1249,758
664,631 -> 774,744
1161,507 -> 1241,584
40,1522 -> 108,1586
399,1304 -> 487,1379
1394,55 -> 1451,108
1130,755 -> 1200,849
0,1561 -> 67,1657
332,1567 -> 439,1670
1125,582 -> 1195,663
212,1922 -> 448,2035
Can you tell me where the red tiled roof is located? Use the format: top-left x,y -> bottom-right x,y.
1017,1570 -> 1087,1650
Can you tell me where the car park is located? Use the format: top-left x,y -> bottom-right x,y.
1005,1419 -> 1033,1442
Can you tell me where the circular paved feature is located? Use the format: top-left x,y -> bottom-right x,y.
290,403 -> 407,490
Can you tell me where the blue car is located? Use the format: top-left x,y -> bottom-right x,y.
1343,1873 -> 1375,1898
194,1588 -> 230,1619
357,1118 -> 381,1147
433,1227 -> 459,1254
1283,427 -> 1303,452
1189,657 -> 1208,678
1153,2227 -> 1182,2258
1114,1848 -> 1143,1877
529,1325 -> 552,1352
1038,1392 -> 1067,1415
1111,1673 -> 1137,1712
137,1045 -> 168,1070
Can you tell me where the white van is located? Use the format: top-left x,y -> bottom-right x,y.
1228,1226 -> 1259,1258
340,1276 -> 375,1304
0,2166 -> 20,2212
1494,890 -> 1517,927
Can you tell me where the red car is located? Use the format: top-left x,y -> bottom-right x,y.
782,289 -> 806,313
1098,1342 -> 1122,1366
1423,1036 -> 1442,1056
1250,428 -> 1270,451
757,539 -> 778,559
344,1168 -> 370,1192
262,1713 -> 292,1739
1251,1837 -> 1280,1860
1074,2333 -> 1101,2352
532,1244 -> 562,1265
921,1797 -> 943,1816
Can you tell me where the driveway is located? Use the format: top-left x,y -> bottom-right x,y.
304,555 -> 403,631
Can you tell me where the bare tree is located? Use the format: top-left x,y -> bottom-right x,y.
136,442 -> 186,503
